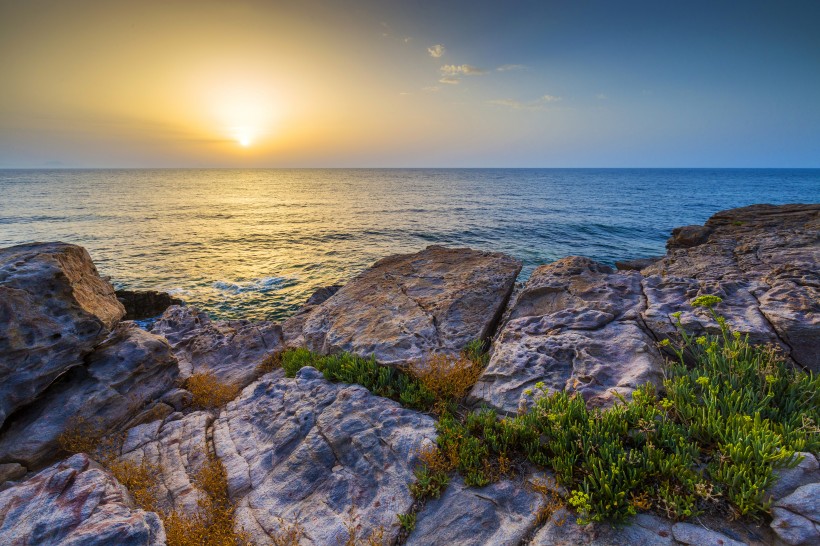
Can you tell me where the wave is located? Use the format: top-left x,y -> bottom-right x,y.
212,276 -> 296,294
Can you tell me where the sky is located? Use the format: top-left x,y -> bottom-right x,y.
0,0 -> 818,168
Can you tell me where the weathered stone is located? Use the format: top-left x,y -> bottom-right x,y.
667,225 -> 713,250
530,509 -> 675,545
0,242 -> 125,430
0,323 -> 179,469
470,257 -> 665,413
644,204 -> 819,371
768,452 -> 820,501
160,388 -> 194,411
152,305 -> 282,388
120,411 -> 213,514
407,474 -> 545,546
116,289 -> 183,320
213,367 -> 437,545
770,507 -> 820,546
0,463 -> 26,485
615,256 -> 663,271
281,285 -> 341,348
775,483 -> 820,524
671,522 -> 747,546
0,453 -> 165,545
299,245 -> 521,366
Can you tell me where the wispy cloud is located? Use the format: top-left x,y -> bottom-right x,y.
496,64 -> 526,72
427,44 -> 445,58
440,64 -> 486,76
439,77 -> 460,85
488,94 -> 563,110
423,86 -> 440,92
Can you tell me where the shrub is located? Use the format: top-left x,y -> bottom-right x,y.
410,297 -> 819,525
185,372 -> 241,410
58,415 -> 105,455
255,351 -> 282,377
280,348 -> 436,411
408,350 -> 485,412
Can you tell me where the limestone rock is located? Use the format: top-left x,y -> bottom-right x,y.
770,507 -> 820,546
213,367 -> 437,545
0,242 -> 125,430
116,289 -> 183,320
775,483 -> 820,524
407,474 -> 545,546
643,204 -> 819,371
281,285 -> 341,348
0,323 -> 179,469
671,522 -> 747,546
615,256 -> 663,271
0,463 -> 26,485
530,510 -> 675,545
299,245 -> 521,366
120,410 -> 213,515
768,452 -> 820,501
152,305 -> 282,388
0,453 -> 165,545
470,257 -> 665,413
667,225 -> 713,250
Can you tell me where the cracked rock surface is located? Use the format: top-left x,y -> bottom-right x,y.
213,367 -> 437,545
0,242 -> 125,431
0,453 -> 165,546
298,245 -> 522,366
152,305 -> 282,389
470,256 -> 665,413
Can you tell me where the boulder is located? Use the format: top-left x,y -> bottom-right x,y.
0,323 -> 179,469
0,242 -> 125,430
281,285 -> 341,347
470,257 -> 665,413
213,367 -> 437,545
152,305 -> 282,388
768,452 -> 820,501
299,245 -> 521,366
643,204 -> 819,371
0,453 -> 165,545
667,225 -> 713,250
407,474 -> 546,546
116,289 -> 183,320
770,507 -> 820,546
530,510 -> 675,545
614,256 -> 663,271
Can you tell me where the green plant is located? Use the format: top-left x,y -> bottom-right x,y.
396,512 -> 416,532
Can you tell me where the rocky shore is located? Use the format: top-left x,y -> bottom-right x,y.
0,204 -> 817,545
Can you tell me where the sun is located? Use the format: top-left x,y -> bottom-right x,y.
238,136 -> 251,147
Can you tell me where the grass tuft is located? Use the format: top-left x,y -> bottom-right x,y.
185,372 -> 241,410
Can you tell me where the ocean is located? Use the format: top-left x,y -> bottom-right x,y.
1,168 -> 818,321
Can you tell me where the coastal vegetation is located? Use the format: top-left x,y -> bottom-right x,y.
279,296 -> 819,528
185,372 -> 242,410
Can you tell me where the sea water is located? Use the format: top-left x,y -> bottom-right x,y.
1,168 -> 817,320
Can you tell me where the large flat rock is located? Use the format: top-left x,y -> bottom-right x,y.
470,257 -> 665,413
0,453 -> 165,546
0,242 -> 126,430
643,204 -> 819,371
213,367 -> 437,545
0,323 -> 179,469
298,245 -> 521,366
152,305 -> 282,388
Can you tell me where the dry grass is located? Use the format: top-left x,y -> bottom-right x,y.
529,477 -> 566,526
254,351 -> 282,377
344,522 -> 389,546
185,372 -> 241,410
408,352 -> 484,412
58,415 -> 105,455
108,457 -> 163,512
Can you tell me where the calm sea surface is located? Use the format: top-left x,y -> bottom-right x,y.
1,169 -> 818,321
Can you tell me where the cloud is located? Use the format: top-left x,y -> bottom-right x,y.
496,64 -> 526,72
440,64 -> 486,76
488,94 -> 563,110
438,77 -> 460,85
428,44 -> 445,57
423,86 -> 440,92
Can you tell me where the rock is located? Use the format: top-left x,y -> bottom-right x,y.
407,474 -> 545,546
120,411 -> 213,515
281,285 -> 342,347
0,453 -> 165,545
644,204 -> 819,371
213,367 -> 437,545
470,257 -> 665,413
667,225 -> 713,250
297,246 -> 521,366
770,507 -> 820,546
0,323 -> 179,469
0,463 -> 26,485
530,510 -> 675,545
768,452 -> 820,501
0,242 -> 125,430
160,388 -> 194,411
152,305 -> 282,388
775,483 -> 820,523
671,522 -> 747,546
116,289 -> 183,320
615,256 -> 663,271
